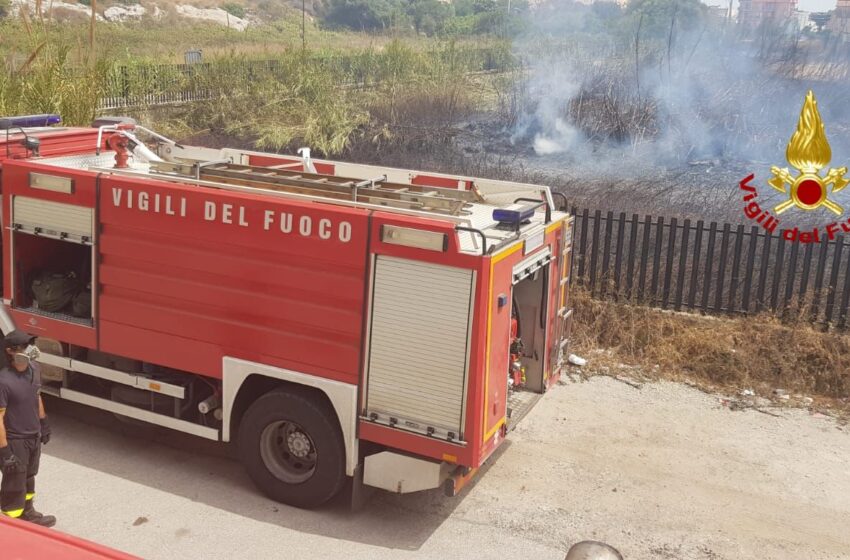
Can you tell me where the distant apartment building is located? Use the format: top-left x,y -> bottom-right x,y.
828,0 -> 850,39
738,0 -> 798,26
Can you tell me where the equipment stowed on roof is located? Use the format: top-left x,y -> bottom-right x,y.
151,160 -> 484,216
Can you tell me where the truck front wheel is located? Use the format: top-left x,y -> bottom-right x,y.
238,388 -> 345,509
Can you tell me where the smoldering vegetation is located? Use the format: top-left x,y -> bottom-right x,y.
508,16 -> 847,216
387,0 -> 850,223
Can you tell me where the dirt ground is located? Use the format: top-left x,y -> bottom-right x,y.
38,376 -> 850,560
466,376 -> 850,559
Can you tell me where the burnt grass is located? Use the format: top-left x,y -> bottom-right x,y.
343,115 -> 768,224
570,287 -> 850,421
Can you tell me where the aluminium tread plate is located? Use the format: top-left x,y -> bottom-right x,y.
17,306 -> 92,327
506,390 -> 542,431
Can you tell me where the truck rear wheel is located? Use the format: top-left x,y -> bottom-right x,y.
237,388 -> 345,509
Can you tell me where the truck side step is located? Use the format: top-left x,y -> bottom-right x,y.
39,353 -> 186,399
58,388 -> 220,441
506,390 -> 542,431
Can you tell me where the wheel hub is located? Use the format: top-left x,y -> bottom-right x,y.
287,431 -> 312,458
259,420 -> 318,484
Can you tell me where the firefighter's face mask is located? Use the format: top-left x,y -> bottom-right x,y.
10,345 -> 39,369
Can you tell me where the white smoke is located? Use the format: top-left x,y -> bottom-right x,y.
509,2 -> 850,169
533,118 -> 581,154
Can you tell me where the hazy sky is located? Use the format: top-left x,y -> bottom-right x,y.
702,0 -> 838,13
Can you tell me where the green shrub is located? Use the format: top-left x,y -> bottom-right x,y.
221,3 -> 246,19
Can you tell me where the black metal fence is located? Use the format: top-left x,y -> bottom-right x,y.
570,208 -> 850,329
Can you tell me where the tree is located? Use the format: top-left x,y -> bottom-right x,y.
221,2 -> 246,19
408,0 -> 453,35
627,0 -> 706,38
592,1 -> 622,22
0,0 -> 10,18
324,0 -> 404,31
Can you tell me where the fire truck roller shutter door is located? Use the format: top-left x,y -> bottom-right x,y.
237,386 -> 346,509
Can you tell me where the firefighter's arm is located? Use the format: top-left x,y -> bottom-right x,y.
0,383 -> 8,449
0,410 -> 22,470
38,396 -> 51,445
0,409 -> 7,449
0,386 -> 23,466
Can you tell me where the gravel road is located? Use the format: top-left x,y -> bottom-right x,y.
36,376 -> 850,560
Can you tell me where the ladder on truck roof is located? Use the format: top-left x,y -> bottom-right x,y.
151,161 -> 484,216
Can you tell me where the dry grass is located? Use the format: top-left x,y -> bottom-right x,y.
569,286 -> 850,417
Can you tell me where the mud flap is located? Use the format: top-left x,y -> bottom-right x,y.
348,462 -> 375,511
443,466 -> 479,497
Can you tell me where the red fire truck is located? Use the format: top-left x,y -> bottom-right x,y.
0,114 -> 574,508
0,515 -> 139,560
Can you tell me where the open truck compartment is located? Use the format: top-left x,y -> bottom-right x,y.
0,115 -> 574,507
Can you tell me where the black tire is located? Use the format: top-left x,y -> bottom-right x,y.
237,387 -> 345,509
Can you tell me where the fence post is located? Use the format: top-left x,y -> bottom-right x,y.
662,218 -> 677,309
578,209 -> 589,283
770,235 -> 787,312
570,206 -> 579,286
810,237 -> 830,322
638,214 -> 651,302
839,242 -> 850,329
625,213 -> 639,300
651,217 -> 664,306
588,210 -> 602,295
783,240 -> 800,317
741,226 -> 759,314
613,212 -> 627,300
728,225 -> 745,314
688,220 -> 704,309
825,236 -> 844,325
674,219 -> 691,311
702,222 -> 717,312
600,211 -> 614,298
798,242 -> 814,316
715,223 -> 732,313
755,230 -> 772,312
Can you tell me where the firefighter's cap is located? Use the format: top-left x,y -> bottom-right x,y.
4,330 -> 36,349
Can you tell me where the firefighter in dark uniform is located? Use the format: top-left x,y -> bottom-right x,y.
0,330 -> 56,526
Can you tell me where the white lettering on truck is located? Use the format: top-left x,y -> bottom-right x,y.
319,219 -> 331,240
111,187 -> 351,242
280,213 -> 293,233
204,201 -> 216,221
112,188 -> 188,217
299,216 -> 312,236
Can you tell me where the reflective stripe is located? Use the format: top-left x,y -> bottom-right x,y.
25,493 -> 36,501
2,508 -> 24,518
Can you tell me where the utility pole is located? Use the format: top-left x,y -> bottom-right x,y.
302,0 -> 306,53
90,0 -> 97,61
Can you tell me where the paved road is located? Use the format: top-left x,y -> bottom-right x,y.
36,397 -> 564,560
34,377 -> 850,560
